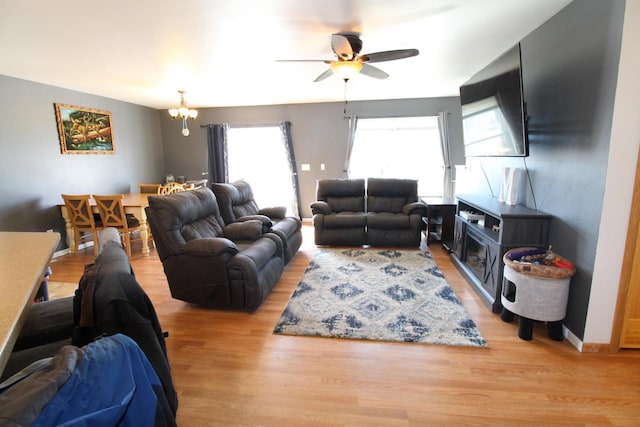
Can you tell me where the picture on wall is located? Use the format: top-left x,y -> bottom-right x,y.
54,103 -> 115,154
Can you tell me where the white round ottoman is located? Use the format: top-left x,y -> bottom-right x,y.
500,248 -> 575,341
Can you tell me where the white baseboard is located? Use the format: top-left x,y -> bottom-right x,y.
564,325 -> 583,351
52,241 -> 94,259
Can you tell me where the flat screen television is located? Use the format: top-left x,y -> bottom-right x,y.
460,43 -> 528,157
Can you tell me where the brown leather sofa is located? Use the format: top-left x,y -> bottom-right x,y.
211,179 -> 302,265
145,187 -> 284,311
310,178 -> 427,247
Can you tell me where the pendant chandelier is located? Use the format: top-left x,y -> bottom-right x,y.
168,90 -> 198,136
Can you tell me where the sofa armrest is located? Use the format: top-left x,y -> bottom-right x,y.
258,206 -> 286,219
181,237 -> 238,257
223,220 -> 265,241
402,201 -> 428,216
310,201 -> 332,215
236,215 -> 273,231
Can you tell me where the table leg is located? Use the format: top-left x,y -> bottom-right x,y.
140,218 -> 150,256
125,206 -> 150,256
59,206 -> 75,253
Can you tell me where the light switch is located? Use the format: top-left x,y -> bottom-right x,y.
301,164 -> 311,171
320,163 -> 325,171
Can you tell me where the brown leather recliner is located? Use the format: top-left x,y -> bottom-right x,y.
310,178 -> 367,246
145,187 -> 284,312
366,178 -> 427,247
211,180 -> 303,265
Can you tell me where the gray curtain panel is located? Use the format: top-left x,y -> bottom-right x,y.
279,121 -> 302,219
206,123 -> 229,184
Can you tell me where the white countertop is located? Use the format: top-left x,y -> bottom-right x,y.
0,231 -> 60,374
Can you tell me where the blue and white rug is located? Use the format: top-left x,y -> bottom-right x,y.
274,248 -> 488,347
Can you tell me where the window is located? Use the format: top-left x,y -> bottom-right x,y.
348,116 -> 444,197
226,126 -> 296,215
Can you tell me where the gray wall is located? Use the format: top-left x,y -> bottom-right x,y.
458,0 -> 625,339
160,97 -> 464,218
0,75 -> 165,249
0,0 -> 626,343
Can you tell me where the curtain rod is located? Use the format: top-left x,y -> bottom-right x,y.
200,122 -> 284,129
347,113 -> 445,119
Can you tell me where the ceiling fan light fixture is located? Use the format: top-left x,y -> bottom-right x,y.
330,61 -> 363,80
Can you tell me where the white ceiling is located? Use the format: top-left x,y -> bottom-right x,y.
0,0 -> 573,109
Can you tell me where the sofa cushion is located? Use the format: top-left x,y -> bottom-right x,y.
367,212 -> 412,229
366,178 -> 418,213
326,196 -> 364,213
316,178 -> 365,212
367,196 -> 409,214
323,212 -> 366,229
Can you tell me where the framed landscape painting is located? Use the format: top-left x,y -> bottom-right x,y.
54,103 -> 115,154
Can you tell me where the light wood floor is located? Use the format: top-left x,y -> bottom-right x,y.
49,226 -> 640,426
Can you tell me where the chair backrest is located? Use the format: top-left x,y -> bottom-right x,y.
138,183 -> 161,194
145,187 -> 227,261
157,182 -> 185,195
366,178 -> 418,213
93,194 -> 130,230
316,178 -> 365,213
62,194 -> 98,231
211,180 -> 260,224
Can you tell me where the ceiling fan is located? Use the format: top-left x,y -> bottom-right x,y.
278,32 -> 419,82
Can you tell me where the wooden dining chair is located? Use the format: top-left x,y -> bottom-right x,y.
61,194 -> 101,256
157,182 -> 186,195
92,194 -> 144,257
139,183 -> 161,194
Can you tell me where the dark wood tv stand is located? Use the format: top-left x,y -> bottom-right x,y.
451,195 -> 551,312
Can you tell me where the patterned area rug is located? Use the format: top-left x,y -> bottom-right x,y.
274,248 -> 488,347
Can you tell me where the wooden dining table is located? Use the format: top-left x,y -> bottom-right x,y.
58,193 -> 152,256
0,231 -> 60,374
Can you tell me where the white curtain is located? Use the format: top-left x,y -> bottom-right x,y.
342,115 -> 358,177
437,112 -> 454,198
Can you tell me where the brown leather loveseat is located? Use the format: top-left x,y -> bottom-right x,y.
310,178 -> 427,247
146,187 -> 284,312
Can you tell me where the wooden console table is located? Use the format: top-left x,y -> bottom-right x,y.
0,231 -> 60,374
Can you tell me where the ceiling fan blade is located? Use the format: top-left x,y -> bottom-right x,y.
360,63 -> 389,80
276,59 -> 332,63
331,33 -> 364,60
314,68 -> 334,82
359,49 -> 419,63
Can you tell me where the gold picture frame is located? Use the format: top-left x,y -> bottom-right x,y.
54,103 -> 115,154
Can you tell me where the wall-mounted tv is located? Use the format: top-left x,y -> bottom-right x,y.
460,43 -> 528,157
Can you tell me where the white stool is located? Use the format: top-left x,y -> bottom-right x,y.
500,263 -> 572,340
